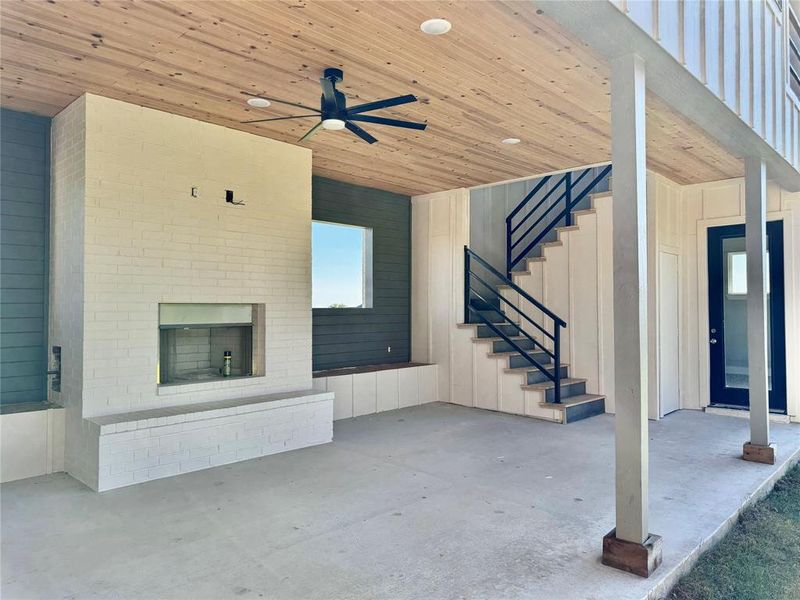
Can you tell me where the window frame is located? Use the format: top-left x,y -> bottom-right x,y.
311,220 -> 374,311
725,250 -> 771,297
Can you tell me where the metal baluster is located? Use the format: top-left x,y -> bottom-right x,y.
564,171 -> 573,227
463,246 -> 471,324
553,324 -> 561,404
505,218 -> 512,278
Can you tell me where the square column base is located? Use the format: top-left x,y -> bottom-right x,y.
742,442 -> 776,465
602,529 -> 663,578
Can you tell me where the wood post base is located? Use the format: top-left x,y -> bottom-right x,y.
602,529 -> 663,578
742,442 -> 776,465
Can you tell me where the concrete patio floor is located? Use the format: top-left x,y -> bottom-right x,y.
2,402 -> 799,600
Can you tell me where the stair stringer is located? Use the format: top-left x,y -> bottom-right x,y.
456,191 -> 614,424
454,328 -> 564,422
509,192 -> 615,408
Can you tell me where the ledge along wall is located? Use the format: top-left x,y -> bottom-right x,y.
1,109 -> 50,405
312,176 -> 411,371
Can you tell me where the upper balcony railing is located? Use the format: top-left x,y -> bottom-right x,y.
611,0 -> 800,174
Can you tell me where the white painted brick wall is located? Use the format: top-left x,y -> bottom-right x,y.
49,97 -> 97,488
93,391 -> 333,491
48,94 -> 318,489
78,94 -> 313,417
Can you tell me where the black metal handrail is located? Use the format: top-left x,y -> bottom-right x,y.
509,168 -> 591,252
506,164 -> 611,277
508,175 -> 561,231
464,246 -> 564,403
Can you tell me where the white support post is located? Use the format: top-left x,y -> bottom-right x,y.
602,53 -> 662,578
742,158 -> 776,464
611,53 -> 649,545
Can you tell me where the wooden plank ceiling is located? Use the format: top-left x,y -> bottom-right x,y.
0,0 -> 742,195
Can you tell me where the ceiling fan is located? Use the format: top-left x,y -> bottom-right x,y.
240,68 -> 427,144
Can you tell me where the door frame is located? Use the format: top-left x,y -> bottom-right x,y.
706,220 -> 787,412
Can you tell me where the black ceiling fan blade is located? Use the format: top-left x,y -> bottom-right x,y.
298,121 -> 324,143
346,114 -> 427,130
240,91 -> 321,113
347,94 -> 418,115
320,77 -> 337,108
241,114 -> 319,124
345,121 -> 378,144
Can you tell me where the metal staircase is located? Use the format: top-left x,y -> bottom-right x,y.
463,165 -> 611,424
465,247 -> 604,423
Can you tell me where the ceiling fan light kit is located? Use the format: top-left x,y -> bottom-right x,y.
241,67 -> 427,145
321,118 -> 346,131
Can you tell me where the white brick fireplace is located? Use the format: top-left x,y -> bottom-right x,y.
49,94 -> 332,490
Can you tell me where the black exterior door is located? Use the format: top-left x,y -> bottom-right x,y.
707,221 -> 786,412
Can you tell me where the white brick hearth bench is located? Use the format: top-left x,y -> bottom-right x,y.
88,390 -> 333,491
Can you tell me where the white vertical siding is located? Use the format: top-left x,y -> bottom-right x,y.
613,0 -> 800,173
705,0 -> 722,96
683,1 -> 703,77
752,2 -> 764,138
722,1 -> 739,109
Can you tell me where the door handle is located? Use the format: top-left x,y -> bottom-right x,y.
709,338 -> 717,344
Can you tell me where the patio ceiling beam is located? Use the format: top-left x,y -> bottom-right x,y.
601,53 -> 663,579
742,158 -> 776,465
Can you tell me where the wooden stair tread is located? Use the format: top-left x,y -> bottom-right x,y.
460,321 -> 521,330
504,364 -> 568,373
538,394 -> 605,410
572,208 -> 596,216
521,377 -> 586,391
487,349 -> 550,357
471,335 -> 528,343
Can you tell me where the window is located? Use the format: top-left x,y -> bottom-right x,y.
726,251 -> 770,296
312,221 -> 373,309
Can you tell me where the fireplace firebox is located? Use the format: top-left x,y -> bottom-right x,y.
158,304 -> 261,385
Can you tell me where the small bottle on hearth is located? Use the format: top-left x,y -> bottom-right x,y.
222,351 -> 232,377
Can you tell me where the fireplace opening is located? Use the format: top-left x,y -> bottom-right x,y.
158,304 -> 262,385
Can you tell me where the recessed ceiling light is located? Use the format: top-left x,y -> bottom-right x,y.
420,18 -> 452,35
322,118 -> 347,131
501,138 -> 521,145
246,97 -> 271,108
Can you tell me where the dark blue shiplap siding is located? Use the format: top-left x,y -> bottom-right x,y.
312,177 -> 410,371
1,109 -> 50,404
